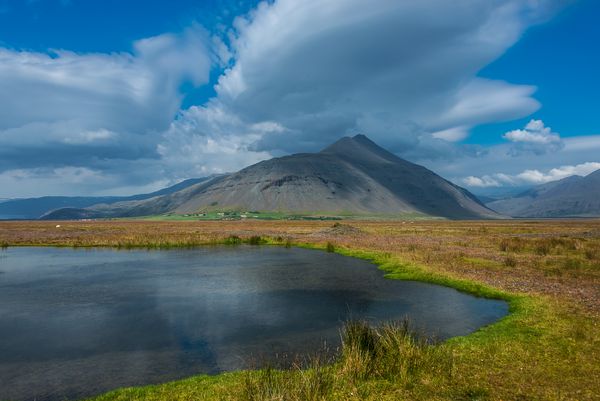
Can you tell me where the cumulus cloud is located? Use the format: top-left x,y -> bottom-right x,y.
0,0 -> 572,197
504,119 -> 560,144
0,164 -> 174,198
0,26 -> 212,192
156,103 -> 276,181
462,162 -> 600,188
206,0 -> 558,154
501,119 -> 564,155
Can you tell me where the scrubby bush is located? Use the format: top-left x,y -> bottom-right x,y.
224,235 -> 242,245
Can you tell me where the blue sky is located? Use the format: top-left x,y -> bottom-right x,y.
0,0 -> 258,52
0,0 -> 599,197
471,0 -> 600,144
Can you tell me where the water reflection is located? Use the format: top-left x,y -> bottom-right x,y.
0,246 -> 508,401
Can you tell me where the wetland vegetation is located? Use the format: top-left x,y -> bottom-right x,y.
0,219 -> 599,400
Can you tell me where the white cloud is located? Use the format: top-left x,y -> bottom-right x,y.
0,0 -> 574,197
431,126 -> 469,142
0,26 -> 212,172
562,135 -> 600,151
504,119 -> 561,144
209,0 -> 558,153
462,162 -> 600,187
156,103 -> 274,181
462,175 -> 502,188
0,167 -> 107,197
517,162 -> 600,183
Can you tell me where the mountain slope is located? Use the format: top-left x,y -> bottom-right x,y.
45,135 -> 498,220
168,135 -> 496,218
486,171 -> 600,217
2,178 -> 208,220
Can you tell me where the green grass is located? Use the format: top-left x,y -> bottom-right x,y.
2,220 -> 597,400
133,211 -> 345,221
80,237 -> 600,400
128,210 -> 440,222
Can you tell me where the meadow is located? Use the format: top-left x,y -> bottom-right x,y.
0,219 -> 599,400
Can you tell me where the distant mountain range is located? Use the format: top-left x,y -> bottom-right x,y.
485,170 -> 600,217
42,135 -> 499,220
0,178 -> 209,220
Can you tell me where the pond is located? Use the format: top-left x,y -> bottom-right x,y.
0,246 -> 508,401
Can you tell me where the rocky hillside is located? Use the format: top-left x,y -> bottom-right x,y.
44,135 -> 499,219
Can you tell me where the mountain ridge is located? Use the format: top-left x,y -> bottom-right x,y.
486,170 -> 600,217
43,135 -> 500,220
1,178 -> 209,220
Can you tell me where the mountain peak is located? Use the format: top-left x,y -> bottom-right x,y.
43,133 -> 500,220
320,134 -> 400,164
321,134 -> 374,150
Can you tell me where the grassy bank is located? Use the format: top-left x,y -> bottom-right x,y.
1,220 -> 599,400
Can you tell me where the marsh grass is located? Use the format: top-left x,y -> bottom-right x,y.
503,255 -> 517,267
240,358 -> 335,401
326,242 -> 335,252
238,319 -> 449,401
247,235 -> 264,245
224,235 -> 242,245
585,248 -> 599,260
2,220 -> 599,400
340,320 -> 451,383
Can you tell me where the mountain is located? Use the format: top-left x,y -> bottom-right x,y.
470,186 -> 535,204
0,178 -> 208,220
44,135 -> 499,220
486,171 -> 600,217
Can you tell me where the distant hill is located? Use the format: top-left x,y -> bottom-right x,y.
1,178 -> 208,220
486,170 -> 600,217
44,135 -> 499,220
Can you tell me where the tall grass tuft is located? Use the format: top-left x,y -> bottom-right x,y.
340,319 -> 453,384
238,319 -> 452,400
503,255 -> 517,267
585,248 -> 598,260
247,235 -> 263,245
535,243 -> 551,256
240,358 -> 334,401
224,235 -> 242,245
326,242 -> 335,253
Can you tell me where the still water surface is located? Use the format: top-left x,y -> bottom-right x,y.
0,246 -> 508,401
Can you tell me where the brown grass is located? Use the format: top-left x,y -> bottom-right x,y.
2,219 -> 599,400
1,219 -> 599,313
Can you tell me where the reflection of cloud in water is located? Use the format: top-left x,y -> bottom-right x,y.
0,246 -> 508,401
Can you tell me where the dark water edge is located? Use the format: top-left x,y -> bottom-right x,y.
0,246 -> 508,401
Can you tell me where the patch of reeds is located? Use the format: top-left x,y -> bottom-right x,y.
340,320 -> 452,383
224,235 -> 242,245
499,238 -> 524,253
240,357 -> 334,401
584,248 -> 598,260
247,235 -> 264,245
561,257 -> 583,271
503,255 -> 517,267
238,319 -> 452,400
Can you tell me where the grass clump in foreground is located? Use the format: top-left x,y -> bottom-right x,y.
87,245 -> 600,401
240,319 -> 449,401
